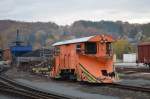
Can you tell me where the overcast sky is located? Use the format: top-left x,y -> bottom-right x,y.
0,0 -> 150,25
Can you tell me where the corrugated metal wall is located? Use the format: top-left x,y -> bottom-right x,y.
138,44 -> 150,63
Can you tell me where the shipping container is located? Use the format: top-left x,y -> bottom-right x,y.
138,42 -> 150,66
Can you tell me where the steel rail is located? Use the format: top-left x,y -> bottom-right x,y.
106,83 -> 150,93
116,67 -> 150,73
0,86 -> 45,99
79,81 -> 150,93
0,75 -> 75,99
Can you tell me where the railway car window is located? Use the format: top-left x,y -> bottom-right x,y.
106,42 -> 112,55
0,50 -> 3,61
85,42 -> 97,54
76,44 -> 81,53
54,47 -> 60,56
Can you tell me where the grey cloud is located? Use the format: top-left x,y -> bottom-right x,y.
0,0 -> 150,25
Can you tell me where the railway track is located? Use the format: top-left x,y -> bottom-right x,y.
0,75 -> 74,99
107,83 -> 150,93
116,67 -> 150,73
0,70 -> 150,98
80,82 -> 150,93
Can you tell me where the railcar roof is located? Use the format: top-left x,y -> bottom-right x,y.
52,35 -> 95,46
138,42 -> 150,46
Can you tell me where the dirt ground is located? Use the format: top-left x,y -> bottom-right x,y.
4,67 -> 150,99
117,70 -> 150,88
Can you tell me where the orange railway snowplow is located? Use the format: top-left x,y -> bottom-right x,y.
50,35 -> 116,83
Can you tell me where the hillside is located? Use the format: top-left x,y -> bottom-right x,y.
70,21 -> 137,37
0,20 -> 149,49
0,20 -> 62,49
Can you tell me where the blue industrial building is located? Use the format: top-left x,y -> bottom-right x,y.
10,30 -> 32,57
10,45 -> 32,57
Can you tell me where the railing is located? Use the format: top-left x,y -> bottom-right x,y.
16,57 -> 47,62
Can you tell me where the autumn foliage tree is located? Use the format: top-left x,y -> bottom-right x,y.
113,39 -> 135,59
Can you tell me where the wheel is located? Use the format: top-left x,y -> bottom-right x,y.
69,74 -> 77,81
148,64 -> 150,69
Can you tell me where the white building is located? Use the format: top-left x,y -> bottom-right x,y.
123,53 -> 136,63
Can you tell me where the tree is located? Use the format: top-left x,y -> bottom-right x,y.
113,39 -> 135,59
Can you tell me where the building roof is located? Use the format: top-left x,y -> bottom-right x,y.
52,35 -> 95,46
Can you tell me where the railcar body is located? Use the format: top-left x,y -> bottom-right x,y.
0,49 -> 3,61
50,35 -> 116,83
138,42 -> 150,67
0,48 -> 12,64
